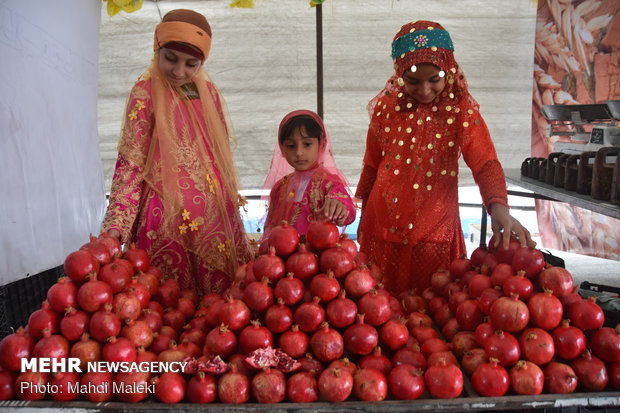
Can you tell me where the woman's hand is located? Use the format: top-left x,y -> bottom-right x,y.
318,199 -> 349,226
489,203 -> 536,250
106,229 -> 122,241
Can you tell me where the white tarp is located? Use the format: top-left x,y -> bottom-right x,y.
98,0 -> 537,191
0,0 -> 105,285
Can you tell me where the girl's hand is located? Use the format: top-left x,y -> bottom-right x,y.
318,199 -> 349,226
489,203 -> 536,250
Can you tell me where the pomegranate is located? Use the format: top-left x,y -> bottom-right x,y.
424,358 -> 463,399
495,237 -> 521,264
99,260 -> 133,293
116,371 -> 151,402
15,371 -> 49,400
357,289 -> 391,326
485,329 -> 520,367
49,371 -> 80,401
450,330 -> 478,358
217,366 -> 250,403
253,246 -> 286,282
359,347 -> 392,377
502,271 -> 534,300
251,368 -> 286,403
102,336 -> 136,363
306,220 -> 339,250
468,273 -> 492,298
401,289 -> 426,313
388,365 -> 425,400
287,371 -> 318,402
274,273 -> 305,305
470,244 -> 490,267
310,271 -> 341,302
98,231 -> 122,258
510,360 -> 544,395
590,325 -> 620,363
379,318 -> 409,351
123,243 -> 150,272
268,220 -> 299,257
80,371 -> 114,402
243,277 -> 274,313
567,296 -> 604,331
431,268 -> 451,295
121,319 -> 154,348
392,347 -> 427,370
0,327 -> 34,371
47,277 -> 78,313
264,298 -> 293,333
427,350 -> 458,367
326,290 -> 357,329
353,368 -> 388,401
571,350 -> 608,391
60,307 -> 89,341
77,273 -> 113,312
239,320 -> 273,354
70,333 -> 101,369
89,304 -> 121,342
339,233 -> 358,257
63,249 -> 99,283
219,296 -> 251,332
343,314 -> 378,356
449,255 -> 472,279
511,246 -> 545,278
552,320 -> 586,360
472,358 -> 510,396
279,325 -> 309,358
455,299 -> 483,331
519,327 -> 555,365
461,348 -> 489,376
544,362 -> 577,394
489,293 -> 530,333
81,235 -> 112,265
27,300 -> 59,339
294,296 -> 325,333
285,243 -> 318,280
154,372 -> 185,403
33,329 -> 69,360
538,266 -> 575,298
319,245 -> 354,278
528,290 -> 563,330
318,367 -> 353,402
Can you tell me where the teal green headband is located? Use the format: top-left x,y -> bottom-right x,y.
391,28 -> 454,60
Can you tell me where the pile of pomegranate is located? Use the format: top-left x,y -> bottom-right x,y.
0,223 -> 618,404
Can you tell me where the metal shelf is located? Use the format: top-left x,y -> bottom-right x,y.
504,168 -> 620,220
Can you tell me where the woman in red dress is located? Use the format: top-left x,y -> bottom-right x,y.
356,21 -> 534,295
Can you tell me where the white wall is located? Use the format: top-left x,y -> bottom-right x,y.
0,0 -> 105,285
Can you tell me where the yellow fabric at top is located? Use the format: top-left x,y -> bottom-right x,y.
229,0 -> 254,8
105,0 -> 143,17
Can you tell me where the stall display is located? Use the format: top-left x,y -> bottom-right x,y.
0,226 -> 619,410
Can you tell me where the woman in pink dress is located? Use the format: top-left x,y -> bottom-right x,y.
102,9 -> 251,295
261,110 -> 356,240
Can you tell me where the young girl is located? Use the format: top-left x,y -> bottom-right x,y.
356,20 -> 534,294
261,110 -> 356,239
102,9 -> 251,295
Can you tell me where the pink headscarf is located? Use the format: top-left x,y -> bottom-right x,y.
261,110 -> 353,237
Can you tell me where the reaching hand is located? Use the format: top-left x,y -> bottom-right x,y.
489,203 -> 536,250
317,199 -> 349,226
106,229 -> 122,241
